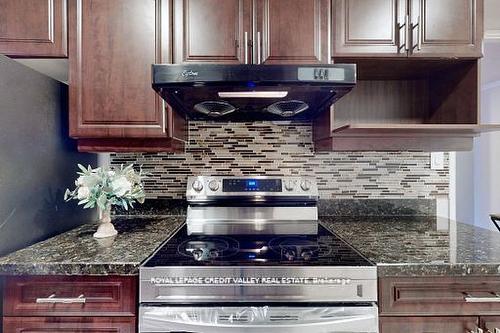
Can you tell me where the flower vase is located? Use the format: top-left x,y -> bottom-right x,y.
93,205 -> 118,238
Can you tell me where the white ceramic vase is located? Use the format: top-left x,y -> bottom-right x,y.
93,205 -> 118,238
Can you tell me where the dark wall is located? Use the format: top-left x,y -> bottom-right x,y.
0,55 -> 97,256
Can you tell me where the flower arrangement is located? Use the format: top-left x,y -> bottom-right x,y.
64,164 -> 146,238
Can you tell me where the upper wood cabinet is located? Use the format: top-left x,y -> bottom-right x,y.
172,0 -> 330,65
333,0 -> 483,58
68,0 -> 186,152
0,0 -> 68,57
409,0 -> 483,57
172,0 -> 252,64
333,0 -> 407,57
254,0 -> 331,64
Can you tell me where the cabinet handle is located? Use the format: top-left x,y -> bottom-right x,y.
244,31 -> 249,64
464,292 -> 500,303
36,294 -> 86,304
412,16 -> 421,51
162,100 -> 166,134
404,14 -> 410,51
257,31 -> 262,64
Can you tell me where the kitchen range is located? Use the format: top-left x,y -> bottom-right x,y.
139,176 -> 378,333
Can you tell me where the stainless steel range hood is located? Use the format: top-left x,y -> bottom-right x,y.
152,64 -> 356,121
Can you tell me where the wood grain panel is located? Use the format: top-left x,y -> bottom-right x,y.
173,0 -> 250,63
380,316 -> 478,333
3,317 -> 135,333
481,316 -> 500,333
333,0 -> 406,57
3,276 -> 136,317
314,135 -> 474,152
380,276 -> 500,316
410,0 -> 483,57
255,0 -> 330,64
0,0 -> 67,57
69,0 -> 174,138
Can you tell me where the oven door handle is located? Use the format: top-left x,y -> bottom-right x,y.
140,306 -> 379,333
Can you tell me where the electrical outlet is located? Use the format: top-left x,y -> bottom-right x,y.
431,152 -> 445,170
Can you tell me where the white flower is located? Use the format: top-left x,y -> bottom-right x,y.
77,186 -> 91,200
111,176 -> 132,197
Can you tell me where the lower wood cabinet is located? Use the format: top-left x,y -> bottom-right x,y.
3,316 -> 135,333
380,316 -> 478,333
3,275 -> 136,317
379,276 -> 500,316
2,275 -> 138,333
379,276 -> 500,333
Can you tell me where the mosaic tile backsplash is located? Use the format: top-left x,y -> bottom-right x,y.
110,122 -> 449,199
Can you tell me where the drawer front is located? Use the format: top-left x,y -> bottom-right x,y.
3,316 -> 135,333
4,276 -> 136,316
380,316 -> 478,333
380,276 -> 500,316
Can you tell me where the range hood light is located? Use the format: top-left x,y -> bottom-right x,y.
218,91 -> 288,98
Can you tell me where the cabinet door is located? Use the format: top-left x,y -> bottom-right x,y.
0,0 -> 67,57
69,0 -> 172,139
409,0 -> 483,57
3,276 -> 136,317
172,0 -> 252,64
254,0 -> 330,64
3,317 -> 135,333
333,0 -> 407,57
380,317 -> 478,333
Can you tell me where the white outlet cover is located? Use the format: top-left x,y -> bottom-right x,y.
431,152 -> 445,170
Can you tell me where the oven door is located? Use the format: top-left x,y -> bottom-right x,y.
139,305 -> 379,333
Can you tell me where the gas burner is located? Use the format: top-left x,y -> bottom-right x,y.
178,236 -> 239,261
269,236 -> 332,261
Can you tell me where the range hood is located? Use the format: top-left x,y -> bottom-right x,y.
152,64 -> 356,121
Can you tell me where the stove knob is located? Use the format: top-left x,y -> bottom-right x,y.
209,249 -> 220,259
192,180 -> 204,192
284,249 -> 296,261
284,179 -> 295,191
208,180 -> 219,191
192,249 -> 204,261
301,249 -> 313,261
300,179 -> 311,191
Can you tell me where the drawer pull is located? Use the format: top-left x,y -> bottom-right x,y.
36,294 -> 86,304
464,292 -> 500,303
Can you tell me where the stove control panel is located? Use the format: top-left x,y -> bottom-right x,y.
187,176 -> 318,200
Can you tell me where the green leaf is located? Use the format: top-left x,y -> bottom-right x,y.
83,201 -> 94,209
77,164 -> 88,173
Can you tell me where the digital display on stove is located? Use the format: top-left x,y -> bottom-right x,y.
222,179 -> 282,192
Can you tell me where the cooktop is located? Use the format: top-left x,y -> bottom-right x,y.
143,224 -> 373,267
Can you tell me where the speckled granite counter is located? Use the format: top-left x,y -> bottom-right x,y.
321,216 -> 500,277
1,213 -> 500,278
0,216 -> 183,275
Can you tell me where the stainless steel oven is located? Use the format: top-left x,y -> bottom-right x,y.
139,176 -> 378,333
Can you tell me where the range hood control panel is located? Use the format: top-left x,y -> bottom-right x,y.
298,67 -> 347,82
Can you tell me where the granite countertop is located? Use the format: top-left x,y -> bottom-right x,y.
0,216 -> 183,275
1,213 -> 500,277
321,216 -> 500,277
